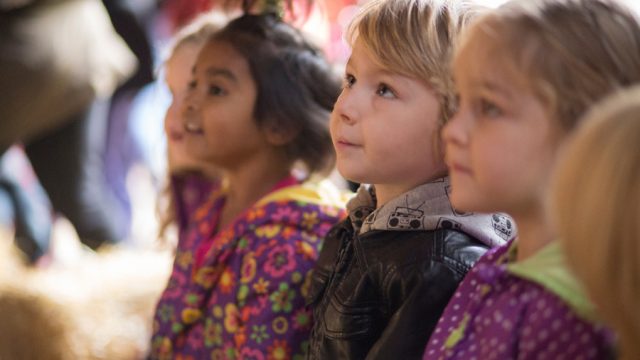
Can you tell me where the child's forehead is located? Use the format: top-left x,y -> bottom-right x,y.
348,39 -> 423,81
454,32 -> 531,93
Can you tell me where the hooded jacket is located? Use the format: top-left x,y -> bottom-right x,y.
150,179 -> 347,359
307,178 -> 513,359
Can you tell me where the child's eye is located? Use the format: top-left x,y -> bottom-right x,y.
479,99 -> 503,118
343,74 -> 356,89
187,80 -> 197,90
208,85 -> 226,96
376,83 -> 396,98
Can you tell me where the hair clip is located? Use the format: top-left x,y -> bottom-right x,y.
260,0 -> 285,19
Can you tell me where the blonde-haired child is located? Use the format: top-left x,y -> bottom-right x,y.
425,0 -> 640,358
307,1 -> 511,358
552,86 -> 640,360
158,11 -> 228,242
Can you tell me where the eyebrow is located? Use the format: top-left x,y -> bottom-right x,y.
206,67 -> 238,82
470,79 -> 514,100
191,66 -> 238,83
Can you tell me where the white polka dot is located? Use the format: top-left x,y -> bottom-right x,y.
580,333 -> 590,344
538,330 -> 548,341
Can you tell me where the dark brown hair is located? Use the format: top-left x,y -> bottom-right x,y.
210,13 -> 340,175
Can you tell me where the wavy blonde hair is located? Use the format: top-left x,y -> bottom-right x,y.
458,0 -> 640,131
347,0 -> 483,126
552,86 -> 640,360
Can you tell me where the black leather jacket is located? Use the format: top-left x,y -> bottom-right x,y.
306,218 -> 488,359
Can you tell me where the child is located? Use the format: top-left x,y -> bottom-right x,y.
158,11 -> 228,243
150,12 -> 348,359
307,1 -> 511,359
553,86 -> 640,360
424,0 -> 640,358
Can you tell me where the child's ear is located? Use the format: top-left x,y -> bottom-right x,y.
264,124 -> 297,146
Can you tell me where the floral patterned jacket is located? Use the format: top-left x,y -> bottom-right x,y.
150,179 -> 348,359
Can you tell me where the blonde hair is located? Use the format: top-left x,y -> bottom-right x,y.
347,0 -> 482,125
552,86 -> 640,360
158,11 -> 229,244
459,0 -> 640,131
162,10 -> 230,65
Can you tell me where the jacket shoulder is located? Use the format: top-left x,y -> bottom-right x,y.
359,229 -> 488,276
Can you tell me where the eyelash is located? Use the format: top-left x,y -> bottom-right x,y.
342,73 -> 397,99
343,74 -> 356,89
376,83 -> 396,98
478,98 -> 503,118
208,85 -> 226,96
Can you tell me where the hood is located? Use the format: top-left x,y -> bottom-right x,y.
346,177 -> 514,248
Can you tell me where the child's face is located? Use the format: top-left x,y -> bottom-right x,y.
165,42 -> 204,172
181,40 -> 269,169
331,39 -> 446,197
443,38 -> 563,215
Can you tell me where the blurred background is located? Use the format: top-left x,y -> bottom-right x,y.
0,0 -> 638,358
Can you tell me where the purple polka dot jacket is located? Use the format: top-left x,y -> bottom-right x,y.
423,240 -> 613,359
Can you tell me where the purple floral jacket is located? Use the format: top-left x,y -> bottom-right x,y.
150,179 -> 347,359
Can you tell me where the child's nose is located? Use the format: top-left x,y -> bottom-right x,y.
334,91 -> 359,125
443,108 -> 470,146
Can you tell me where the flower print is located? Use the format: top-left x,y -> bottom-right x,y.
267,339 -> 291,360
301,270 -> 313,299
219,267 -> 236,294
250,324 -> 270,344
272,207 -> 301,223
195,265 -> 222,288
237,237 -> 251,251
237,285 -> 251,308
301,211 -> 319,229
186,325 -> 205,350
316,222 -> 333,237
181,308 -> 203,324
172,322 -> 184,334
240,347 -> 266,360
294,241 -> 317,261
210,349 -> 225,360
272,316 -> 289,335
292,341 -> 310,360
291,271 -> 303,284
213,305 -> 224,319
270,282 -> 296,313
158,304 -> 174,323
204,319 -> 224,347
223,342 -> 238,359
234,326 -> 247,347
254,278 -> 270,294
163,271 -> 187,299
256,224 -> 282,239
183,292 -> 202,307
176,250 -> 194,270
280,227 -> 295,240
151,336 -> 173,360
292,308 -> 312,331
241,254 -> 257,283
198,220 -> 212,236
247,207 -> 266,221
264,245 -> 296,278
224,303 -> 241,333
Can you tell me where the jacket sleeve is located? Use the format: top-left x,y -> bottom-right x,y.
366,261 -> 463,360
